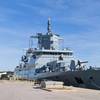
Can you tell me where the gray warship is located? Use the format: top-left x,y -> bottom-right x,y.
14,18 -> 100,90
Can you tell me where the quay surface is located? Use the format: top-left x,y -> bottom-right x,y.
0,80 -> 100,100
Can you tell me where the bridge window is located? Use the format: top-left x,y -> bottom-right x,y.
35,52 -> 73,56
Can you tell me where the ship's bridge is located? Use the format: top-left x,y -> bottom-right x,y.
30,33 -> 62,50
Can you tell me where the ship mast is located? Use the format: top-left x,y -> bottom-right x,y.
47,17 -> 52,35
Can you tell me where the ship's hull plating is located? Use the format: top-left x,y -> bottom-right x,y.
15,69 -> 100,90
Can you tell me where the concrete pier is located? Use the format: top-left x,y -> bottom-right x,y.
0,80 -> 100,100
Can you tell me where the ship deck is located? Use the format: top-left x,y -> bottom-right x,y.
0,80 -> 100,100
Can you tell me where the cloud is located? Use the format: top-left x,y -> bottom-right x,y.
10,0 -> 100,27
38,0 -> 100,29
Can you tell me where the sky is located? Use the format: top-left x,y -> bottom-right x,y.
0,0 -> 100,71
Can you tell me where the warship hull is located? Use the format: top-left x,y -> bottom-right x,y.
32,69 -> 100,90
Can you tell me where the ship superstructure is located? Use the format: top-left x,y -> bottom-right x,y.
15,18 -> 74,78
14,18 -> 100,90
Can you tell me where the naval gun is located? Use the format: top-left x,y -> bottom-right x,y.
70,60 -> 88,71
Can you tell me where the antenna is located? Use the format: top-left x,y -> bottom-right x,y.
47,17 -> 52,34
